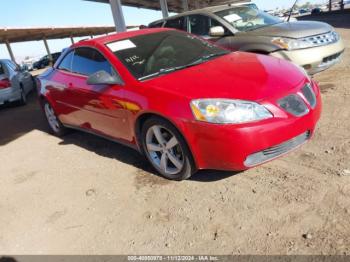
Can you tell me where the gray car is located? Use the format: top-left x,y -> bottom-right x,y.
149,3 -> 344,75
0,59 -> 34,105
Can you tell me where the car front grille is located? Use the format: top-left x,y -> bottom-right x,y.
301,83 -> 317,109
244,131 -> 311,167
278,94 -> 309,117
278,83 -> 317,116
303,31 -> 339,47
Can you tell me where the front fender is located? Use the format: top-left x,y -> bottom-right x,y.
216,36 -> 283,54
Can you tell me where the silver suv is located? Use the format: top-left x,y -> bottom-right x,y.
149,3 -> 344,75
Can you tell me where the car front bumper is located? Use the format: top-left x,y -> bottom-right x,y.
271,39 -> 344,75
0,87 -> 21,105
181,81 -> 322,171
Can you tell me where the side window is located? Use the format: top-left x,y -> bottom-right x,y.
189,15 -> 210,36
72,47 -> 114,76
0,63 -> 4,75
149,21 -> 164,28
164,17 -> 187,31
210,18 -> 222,27
5,61 -> 19,72
58,51 -> 74,72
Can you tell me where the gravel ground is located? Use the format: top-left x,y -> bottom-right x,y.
0,28 -> 349,255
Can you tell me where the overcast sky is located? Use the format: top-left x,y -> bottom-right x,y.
0,0 -> 326,61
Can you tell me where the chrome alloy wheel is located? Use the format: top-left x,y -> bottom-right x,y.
145,125 -> 185,175
44,103 -> 60,133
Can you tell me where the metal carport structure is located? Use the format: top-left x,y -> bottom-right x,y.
0,25 -> 135,62
84,0 -> 250,32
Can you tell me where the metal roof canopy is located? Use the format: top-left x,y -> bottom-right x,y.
85,0 -> 250,13
0,26 -> 118,44
84,0 -> 250,33
0,25 -> 138,62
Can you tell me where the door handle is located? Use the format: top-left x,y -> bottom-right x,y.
68,83 -> 73,88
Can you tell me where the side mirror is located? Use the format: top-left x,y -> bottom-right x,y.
209,26 -> 225,37
87,70 -> 124,86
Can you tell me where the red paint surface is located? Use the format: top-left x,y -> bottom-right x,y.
37,28 -> 321,171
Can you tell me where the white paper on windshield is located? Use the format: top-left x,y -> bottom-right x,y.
107,39 -> 136,52
223,13 -> 242,23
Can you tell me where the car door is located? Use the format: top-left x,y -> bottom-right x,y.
48,50 -> 78,125
65,47 -> 129,140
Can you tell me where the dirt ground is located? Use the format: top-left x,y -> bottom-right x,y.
0,28 -> 349,255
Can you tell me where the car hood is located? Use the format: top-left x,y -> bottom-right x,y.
143,52 -> 306,102
245,21 -> 333,39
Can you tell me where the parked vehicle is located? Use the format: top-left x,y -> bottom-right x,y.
0,59 -> 35,105
149,4 -> 344,75
37,29 -> 321,180
298,9 -> 309,14
33,52 -> 61,70
311,8 -> 322,14
22,58 -> 35,71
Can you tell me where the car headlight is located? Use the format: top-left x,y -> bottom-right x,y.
331,31 -> 340,42
190,99 -> 273,124
272,31 -> 340,51
272,37 -> 314,50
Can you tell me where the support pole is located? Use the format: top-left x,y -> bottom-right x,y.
5,40 -> 16,62
109,0 -> 127,32
194,1 -> 200,10
329,0 -> 332,11
43,37 -> 52,63
182,0 -> 189,11
70,36 -> 75,45
160,0 -> 169,18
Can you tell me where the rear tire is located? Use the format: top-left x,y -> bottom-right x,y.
18,87 -> 27,106
141,117 -> 196,181
43,100 -> 68,137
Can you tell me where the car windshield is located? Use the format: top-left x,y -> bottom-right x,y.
107,30 -> 229,80
215,6 -> 282,32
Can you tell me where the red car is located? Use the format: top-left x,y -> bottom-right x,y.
37,28 -> 321,180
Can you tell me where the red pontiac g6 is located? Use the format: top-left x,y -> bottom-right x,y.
37,28 -> 322,180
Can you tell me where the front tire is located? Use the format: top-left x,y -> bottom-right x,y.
141,117 -> 196,181
43,100 -> 67,137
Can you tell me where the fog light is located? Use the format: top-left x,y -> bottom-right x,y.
303,64 -> 312,70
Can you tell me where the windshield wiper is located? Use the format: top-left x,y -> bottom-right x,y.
139,67 -> 180,81
192,52 -> 229,64
170,51 -> 229,72
139,51 -> 229,81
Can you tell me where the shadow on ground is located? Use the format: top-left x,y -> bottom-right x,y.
59,131 -> 240,182
0,91 -> 239,182
0,257 -> 17,262
0,92 -> 48,146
